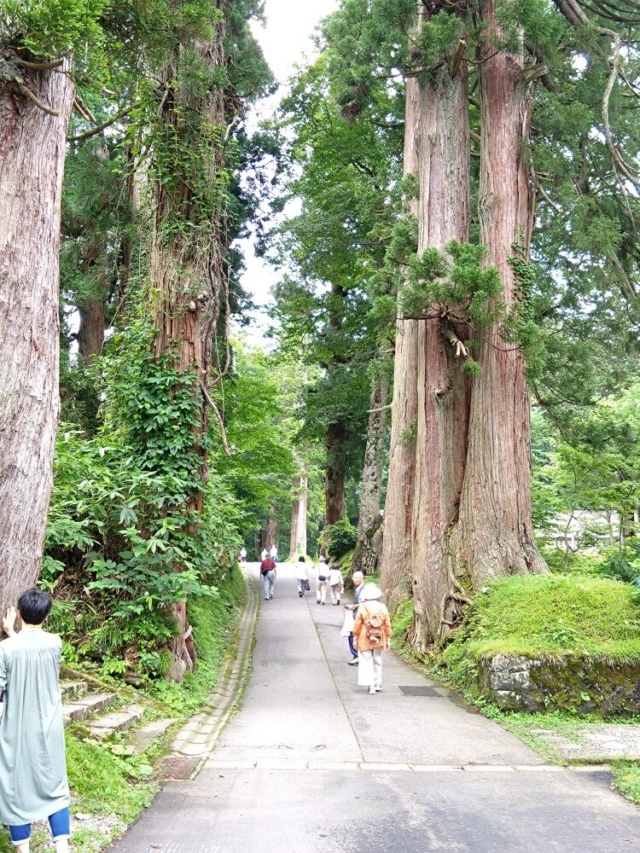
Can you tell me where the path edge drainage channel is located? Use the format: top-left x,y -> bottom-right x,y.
155,567 -> 260,781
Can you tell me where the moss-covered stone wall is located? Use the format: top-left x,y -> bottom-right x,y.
475,654 -> 640,717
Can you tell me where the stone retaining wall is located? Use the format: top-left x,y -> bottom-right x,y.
475,654 -> 640,717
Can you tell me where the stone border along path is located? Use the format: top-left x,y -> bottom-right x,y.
153,565 -> 260,781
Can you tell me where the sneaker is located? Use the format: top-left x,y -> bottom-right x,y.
316,600 -> 321,605
322,601 -> 326,605
375,686 -> 382,692
348,657 -> 359,666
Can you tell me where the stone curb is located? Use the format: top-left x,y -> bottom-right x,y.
155,567 -> 260,780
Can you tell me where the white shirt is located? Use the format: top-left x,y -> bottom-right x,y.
328,567 -> 343,587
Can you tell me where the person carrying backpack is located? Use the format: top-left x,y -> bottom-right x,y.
352,583 -> 391,694
315,556 -> 329,605
260,556 -> 277,600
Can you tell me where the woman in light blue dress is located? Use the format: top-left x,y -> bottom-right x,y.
0,588 -> 70,853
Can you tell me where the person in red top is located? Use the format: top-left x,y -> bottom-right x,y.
260,556 -> 277,600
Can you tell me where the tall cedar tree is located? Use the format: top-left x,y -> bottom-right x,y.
323,0 -> 640,648
0,7 -> 95,617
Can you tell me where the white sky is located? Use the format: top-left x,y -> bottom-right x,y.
237,0 -> 339,338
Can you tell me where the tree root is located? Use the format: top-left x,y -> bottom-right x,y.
439,554 -> 473,634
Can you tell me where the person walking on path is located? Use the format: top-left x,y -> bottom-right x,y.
315,556 -> 328,605
239,546 -> 247,564
0,588 -> 70,853
353,583 -> 391,694
296,556 -> 309,597
328,561 -> 344,606
260,555 -> 277,600
269,543 -> 278,563
345,571 -> 365,664
261,547 -> 268,561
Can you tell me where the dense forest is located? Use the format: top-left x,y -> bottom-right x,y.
1,0 -> 640,685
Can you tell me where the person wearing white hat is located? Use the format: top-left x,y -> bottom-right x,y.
352,583 -> 392,694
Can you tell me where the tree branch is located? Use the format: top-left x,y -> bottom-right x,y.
68,103 -> 138,143
200,382 -> 232,456
13,79 -> 59,116
16,58 -> 64,70
449,38 -> 467,79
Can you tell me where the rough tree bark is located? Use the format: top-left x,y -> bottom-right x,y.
151,12 -> 227,682
448,2 -> 547,599
384,1 -> 546,649
0,64 -> 74,617
324,279 -> 349,527
78,299 -> 106,361
380,72 -> 420,611
352,372 -> 388,576
325,420 -> 347,526
410,56 -> 472,651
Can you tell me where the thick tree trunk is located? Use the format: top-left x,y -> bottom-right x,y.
289,468 -> 308,558
289,483 -> 300,559
449,2 -> 546,594
78,298 -> 106,360
353,372 -> 389,576
296,475 -> 308,555
325,420 -> 347,525
380,74 -> 420,611
150,12 -> 226,681
0,65 -> 74,616
410,60 -> 472,651
267,508 -> 278,554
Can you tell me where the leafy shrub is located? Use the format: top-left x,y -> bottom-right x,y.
45,319 -> 242,680
323,519 -> 358,559
599,549 -> 640,584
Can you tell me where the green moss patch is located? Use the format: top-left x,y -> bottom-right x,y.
444,574 -> 640,663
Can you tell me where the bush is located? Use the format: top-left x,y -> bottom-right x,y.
323,519 -> 358,559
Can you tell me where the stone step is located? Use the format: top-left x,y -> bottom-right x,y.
86,704 -> 146,739
129,718 -> 177,755
60,679 -> 87,697
63,692 -> 117,722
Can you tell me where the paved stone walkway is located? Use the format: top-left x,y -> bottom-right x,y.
109,563 -> 640,853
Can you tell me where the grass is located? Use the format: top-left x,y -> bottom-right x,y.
441,574 -> 640,664
0,733 -> 156,853
612,761 -> 640,803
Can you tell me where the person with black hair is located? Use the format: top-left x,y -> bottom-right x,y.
0,588 -> 70,853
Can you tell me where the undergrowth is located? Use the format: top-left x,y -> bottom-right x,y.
0,568 -> 246,853
147,566 -> 246,713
